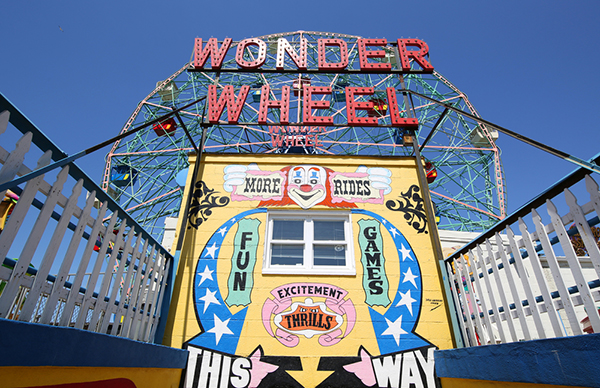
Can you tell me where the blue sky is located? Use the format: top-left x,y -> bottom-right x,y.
1,1 -> 599,214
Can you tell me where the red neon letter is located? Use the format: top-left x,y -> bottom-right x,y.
235,39 -> 267,69
346,87 -> 377,126
357,39 -> 391,71
397,39 -> 434,72
193,38 -> 232,69
386,88 -> 419,128
303,86 -> 333,125
276,38 -> 308,70
317,39 -> 348,70
208,85 -> 250,124
258,85 -> 290,124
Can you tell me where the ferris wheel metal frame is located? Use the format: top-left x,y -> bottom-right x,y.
102,31 -> 506,240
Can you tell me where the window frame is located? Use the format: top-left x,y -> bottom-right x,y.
263,210 -> 355,275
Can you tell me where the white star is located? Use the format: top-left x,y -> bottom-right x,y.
398,244 -> 413,261
230,217 -> 236,224
207,314 -> 233,345
402,267 -> 419,288
204,242 -> 219,259
381,219 -> 387,224
396,290 -> 417,315
217,227 -> 228,237
199,289 -> 221,313
382,315 -> 407,346
197,266 -> 214,286
388,227 -> 399,238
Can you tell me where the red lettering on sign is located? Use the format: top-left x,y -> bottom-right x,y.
303,86 -> 333,125
235,38 -> 267,69
208,85 -> 250,124
397,39 -> 434,72
258,85 -> 290,124
386,87 -> 419,128
346,87 -> 378,126
358,39 -> 391,71
318,39 -> 349,70
193,38 -> 232,69
276,38 -> 308,70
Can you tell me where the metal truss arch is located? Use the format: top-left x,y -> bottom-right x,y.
102,31 -> 506,239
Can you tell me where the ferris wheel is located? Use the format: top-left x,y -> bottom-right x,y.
102,31 -> 506,240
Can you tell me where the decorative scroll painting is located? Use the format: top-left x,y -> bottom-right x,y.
168,155 -> 451,388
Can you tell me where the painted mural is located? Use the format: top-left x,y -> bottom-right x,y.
165,154 -> 453,388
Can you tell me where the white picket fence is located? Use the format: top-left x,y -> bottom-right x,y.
444,166 -> 600,346
0,109 -> 172,342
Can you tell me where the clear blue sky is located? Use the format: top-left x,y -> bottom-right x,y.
1,1 -> 599,215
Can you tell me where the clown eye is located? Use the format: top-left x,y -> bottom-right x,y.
294,178 -> 302,184
310,179 -> 318,184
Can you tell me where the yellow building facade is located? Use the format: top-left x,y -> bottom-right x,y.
164,153 -> 454,388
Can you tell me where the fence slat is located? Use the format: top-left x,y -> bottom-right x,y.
147,257 -> 170,343
547,198 -> 600,333
99,228 -> 138,334
495,232 -> 531,340
0,149 -> 49,269
19,174 -> 83,322
0,131 -> 32,200
0,104 -> 172,343
486,239 -> 519,341
0,111 -> 9,136
532,208 -> 583,335
442,162 -> 600,347
0,152 -> 62,318
469,249 -> 496,344
506,226 -> 547,339
59,199 -> 109,326
89,222 -> 130,331
75,212 -> 120,330
454,256 -> 478,346
445,261 -> 469,346
586,175 -> 600,222
121,240 -> 149,337
40,184 -> 95,324
565,187 -> 600,281
122,240 -> 152,338
518,217 -> 564,337
128,243 -> 156,340
144,253 -> 168,342
110,236 -> 145,336
476,245 -> 507,343
460,253 -> 487,345
137,246 -> 163,341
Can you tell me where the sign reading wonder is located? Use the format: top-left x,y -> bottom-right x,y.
189,37 -> 434,128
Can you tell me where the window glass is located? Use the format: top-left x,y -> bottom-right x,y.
272,220 -> 304,240
271,244 -> 304,265
313,244 -> 346,266
314,220 -> 345,241
265,212 -> 354,275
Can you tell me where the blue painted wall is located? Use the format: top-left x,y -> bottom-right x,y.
435,333 -> 600,388
0,318 -> 187,368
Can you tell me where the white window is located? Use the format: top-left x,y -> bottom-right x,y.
263,211 -> 355,275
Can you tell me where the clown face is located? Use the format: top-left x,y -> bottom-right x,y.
287,165 -> 327,209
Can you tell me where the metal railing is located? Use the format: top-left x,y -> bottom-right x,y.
444,154 -> 600,346
0,99 -> 173,343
